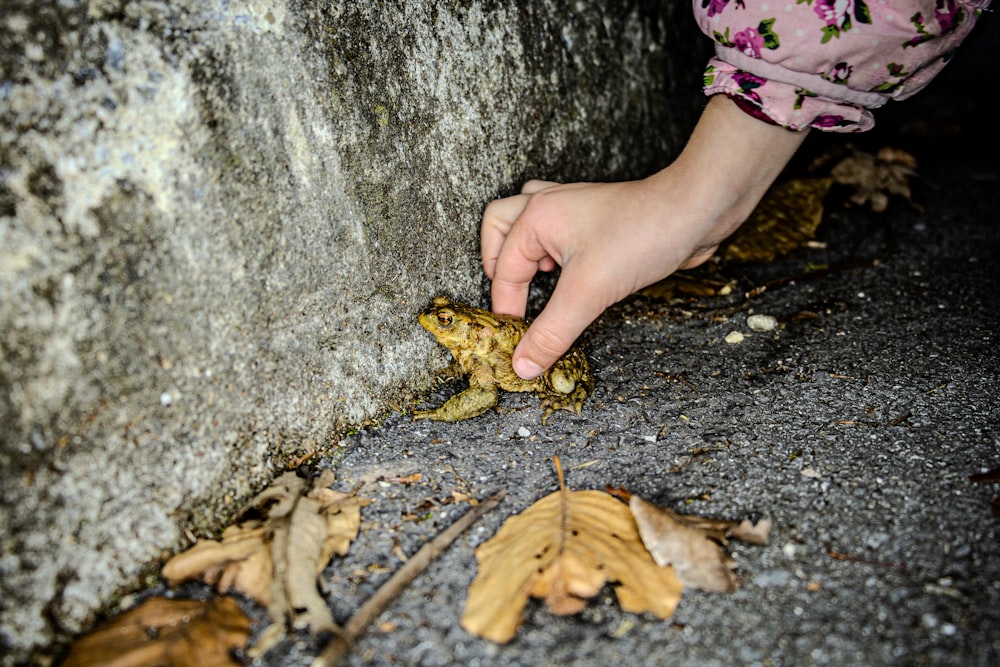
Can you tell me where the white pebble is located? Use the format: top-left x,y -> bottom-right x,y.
747,313 -> 778,332
725,331 -> 744,344
517,426 -> 531,438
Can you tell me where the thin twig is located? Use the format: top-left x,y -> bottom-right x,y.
653,372 -> 701,397
311,490 -> 507,667
827,546 -> 906,572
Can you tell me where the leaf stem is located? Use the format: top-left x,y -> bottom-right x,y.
311,490 -> 507,667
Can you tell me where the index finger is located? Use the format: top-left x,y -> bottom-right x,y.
510,262 -> 612,378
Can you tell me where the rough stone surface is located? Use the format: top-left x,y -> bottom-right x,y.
0,0 -> 706,661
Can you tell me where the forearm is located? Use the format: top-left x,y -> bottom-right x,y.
648,95 -> 809,263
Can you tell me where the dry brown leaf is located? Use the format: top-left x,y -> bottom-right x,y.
162,470 -> 371,634
722,177 -> 833,264
161,524 -> 273,605
61,596 -> 250,667
461,458 -> 682,643
717,145 -> 916,268
829,146 -> 918,212
629,495 -> 771,593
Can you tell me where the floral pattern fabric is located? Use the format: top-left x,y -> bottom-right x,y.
694,0 -> 992,132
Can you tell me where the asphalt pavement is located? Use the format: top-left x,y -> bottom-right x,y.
242,111 -> 1000,667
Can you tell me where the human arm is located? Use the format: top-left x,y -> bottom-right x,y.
481,0 -> 991,380
695,0 -> 991,132
481,94 -> 809,380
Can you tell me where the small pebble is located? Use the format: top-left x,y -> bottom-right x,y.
752,568 -> 792,587
725,331 -> 744,344
517,426 -> 531,438
747,313 -> 778,332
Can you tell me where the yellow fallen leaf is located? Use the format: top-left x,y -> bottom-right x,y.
461,458 -> 682,643
722,177 -> 833,265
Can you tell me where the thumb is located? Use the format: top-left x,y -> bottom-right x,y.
511,278 -> 608,380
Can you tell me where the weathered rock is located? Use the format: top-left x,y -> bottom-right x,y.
0,0 -> 707,660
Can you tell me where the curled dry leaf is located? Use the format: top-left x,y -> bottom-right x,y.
61,596 -> 250,667
161,524 -> 272,605
829,146 -> 918,213
461,458 -> 682,644
629,495 -> 771,593
162,470 -> 371,634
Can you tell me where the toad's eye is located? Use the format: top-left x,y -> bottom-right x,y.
436,311 -> 454,327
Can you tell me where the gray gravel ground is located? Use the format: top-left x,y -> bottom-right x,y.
236,128 -> 1000,667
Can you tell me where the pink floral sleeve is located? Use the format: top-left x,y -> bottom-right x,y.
694,0 -> 993,132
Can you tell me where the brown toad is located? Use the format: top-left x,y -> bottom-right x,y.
412,296 -> 593,424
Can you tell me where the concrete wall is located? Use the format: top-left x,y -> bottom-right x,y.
0,0 -> 707,661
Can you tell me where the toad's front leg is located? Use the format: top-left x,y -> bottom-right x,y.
412,383 -> 500,422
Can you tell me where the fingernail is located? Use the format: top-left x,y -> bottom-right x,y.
514,357 -> 543,380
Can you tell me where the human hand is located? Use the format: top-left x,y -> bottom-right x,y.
482,96 -> 809,380
481,177 -> 718,380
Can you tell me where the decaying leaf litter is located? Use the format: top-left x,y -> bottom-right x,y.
59,145 -> 902,662
640,143 -> 920,304
162,469 -> 371,642
61,597 -> 251,667
462,457 -> 769,643
62,147 -> 1000,667
63,454 -> 770,664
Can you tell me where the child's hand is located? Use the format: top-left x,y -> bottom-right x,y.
481,96 -> 809,379
482,177 -> 712,379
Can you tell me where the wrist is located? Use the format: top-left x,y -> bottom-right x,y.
669,95 -> 809,231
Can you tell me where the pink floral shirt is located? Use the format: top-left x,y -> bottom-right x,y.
694,0 -> 993,131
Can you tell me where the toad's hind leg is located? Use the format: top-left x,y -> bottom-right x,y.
412,383 -> 500,422
537,353 -> 593,424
